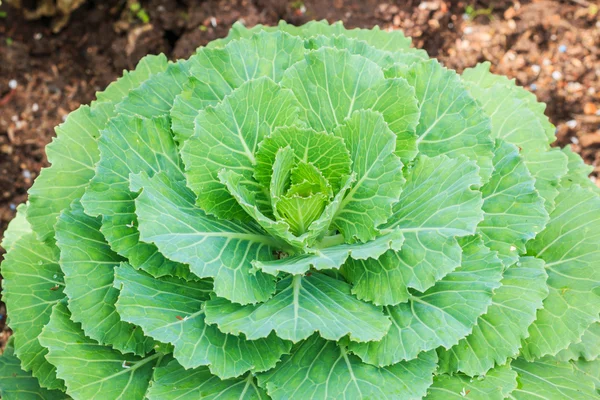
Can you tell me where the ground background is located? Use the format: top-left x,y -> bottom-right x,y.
0,0 -> 598,348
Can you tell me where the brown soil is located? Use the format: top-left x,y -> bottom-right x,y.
0,0 -> 598,348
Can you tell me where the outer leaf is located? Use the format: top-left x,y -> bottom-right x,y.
204,272 -> 391,343
426,363 -> 517,400
81,115 -> 190,279
1,202 -> 30,251
114,264 -> 291,379
509,357 -> 598,399
115,60 -> 191,118
0,342 -> 69,400
399,59 -> 494,179
254,230 -> 404,276
39,302 -> 160,400
437,257 -> 548,375
522,149 -> 568,211
348,155 -> 482,305
55,201 -> 154,355
255,126 -> 351,192
561,146 -> 599,192
478,140 -> 548,266
1,234 -> 65,390
147,360 -> 268,400
571,359 -> 600,394
332,110 -> 404,242
258,335 -> 437,400
523,185 -> 600,359
181,77 -> 300,220
171,30 -> 305,144
280,47 -> 420,163
462,62 -> 567,209
462,62 -> 555,143
95,54 -> 169,104
349,236 -> 502,365
556,322 -> 600,362
26,55 -> 167,241
131,172 -> 277,305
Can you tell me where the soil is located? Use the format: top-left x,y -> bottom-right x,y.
0,0 -> 598,348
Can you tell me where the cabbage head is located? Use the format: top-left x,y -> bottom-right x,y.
1,20 -> 599,400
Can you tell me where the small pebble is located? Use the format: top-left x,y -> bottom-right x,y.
551,70 -> 563,80
566,120 -> 577,129
34,32 -> 42,40
542,59 -> 551,66
32,103 -> 39,112
464,26 -> 473,35
22,170 -> 32,179
570,136 -> 580,144
558,44 -> 567,53
9,203 -> 16,211
530,83 -> 537,91
531,64 -> 541,74
210,17 -> 217,28
8,79 -> 17,89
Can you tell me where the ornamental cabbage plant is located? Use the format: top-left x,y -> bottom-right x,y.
1,20 -> 600,400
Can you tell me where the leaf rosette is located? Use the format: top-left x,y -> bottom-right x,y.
1,20 -> 599,400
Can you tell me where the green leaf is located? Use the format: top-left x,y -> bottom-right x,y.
463,82 -> 550,151
280,47 -> 420,163
26,55 -> 167,242
426,363 -> 517,400
349,155 -> 482,305
131,172 -> 277,305
462,62 -> 555,143
39,302 -> 160,400
305,34 -> 425,70
349,236 -> 502,365
270,147 -> 295,200
287,161 -> 332,198
147,360 -> 268,400
478,140 -> 548,266
561,146 -> 599,192
204,272 -> 391,343
509,357 -> 598,399
1,234 -> 65,390
571,359 -> 600,394
81,115 -> 190,279
1,202 -> 30,251
95,54 -> 168,104
437,257 -> 548,375
254,230 -> 404,276
302,173 -> 357,246
556,323 -> 600,362
55,200 -> 154,355
181,77 -> 301,220
258,335 -> 437,400
255,126 -> 351,193
171,30 -> 305,144
523,185 -> 600,359
218,169 -> 303,248
332,110 -> 404,242
522,149 -> 568,211
116,60 -> 191,118
113,264 -> 290,379
400,59 -> 494,180
461,61 -> 567,209
274,193 -> 329,237
0,341 -> 69,400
